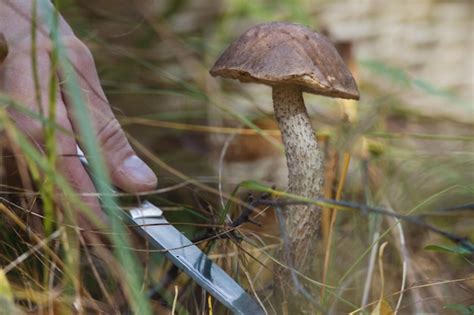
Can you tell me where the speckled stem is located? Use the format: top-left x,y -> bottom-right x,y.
272,84 -> 323,289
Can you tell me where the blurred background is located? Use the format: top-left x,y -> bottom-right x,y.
60,0 -> 473,183
2,0 -> 472,314
59,0 -> 472,313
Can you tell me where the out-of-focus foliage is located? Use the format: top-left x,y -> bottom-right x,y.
0,0 -> 472,314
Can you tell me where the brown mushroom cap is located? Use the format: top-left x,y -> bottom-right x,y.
210,22 -> 359,100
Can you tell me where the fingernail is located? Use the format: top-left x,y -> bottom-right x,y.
119,155 -> 157,189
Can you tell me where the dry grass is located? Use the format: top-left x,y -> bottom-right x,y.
1,0 -> 473,314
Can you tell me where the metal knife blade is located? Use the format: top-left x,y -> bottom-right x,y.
76,147 -> 264,314
127,201 -> 265,315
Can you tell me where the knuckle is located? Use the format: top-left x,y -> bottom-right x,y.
96,118 -> 129,153
63,36 -> 94,66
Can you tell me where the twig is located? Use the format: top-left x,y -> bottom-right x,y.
435,204 -> 474,212
231,191 -> 272,228
257,199 -> 474,253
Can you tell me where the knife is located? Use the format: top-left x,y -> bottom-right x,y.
77,147 -> 265,315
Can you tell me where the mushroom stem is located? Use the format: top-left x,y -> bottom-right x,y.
272,84 -> 323,274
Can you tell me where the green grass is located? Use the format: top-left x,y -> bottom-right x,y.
0,0 -> 473,314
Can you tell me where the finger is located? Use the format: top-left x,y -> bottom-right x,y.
59,36 -> 157,193
55,130 -> 109,227
0,41 -> 106,228
1,38 -> 54,141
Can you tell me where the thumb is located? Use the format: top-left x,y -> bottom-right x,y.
96,118 -> 158,193
59,37 -> 157,192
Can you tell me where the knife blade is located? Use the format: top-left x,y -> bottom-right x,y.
77,147 -> 265,314
127,201 -> 265,315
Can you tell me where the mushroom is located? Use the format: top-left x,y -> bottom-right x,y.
210,21 -> 359,301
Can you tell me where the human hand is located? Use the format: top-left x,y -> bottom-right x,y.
0,1 -> 157,224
